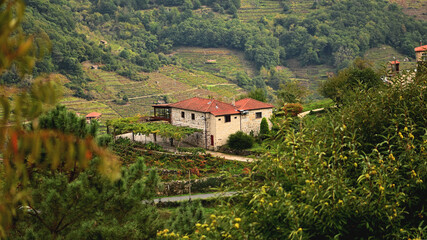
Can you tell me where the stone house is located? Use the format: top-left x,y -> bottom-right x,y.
153,97 -> 274,150
85,112 -> 102,123
415,45 -> 427,62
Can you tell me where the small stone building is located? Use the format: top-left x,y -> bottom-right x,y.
85,112 -> 102,123
153,97 -> 274,150
415,45 -> 427,62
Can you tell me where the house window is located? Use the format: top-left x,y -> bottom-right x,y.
181,111 -> 185,118
225,115 -> 231,122
256,112 -> 262,119
191,113 -> 195,120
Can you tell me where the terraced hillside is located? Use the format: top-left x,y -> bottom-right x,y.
389,0 -> 427,21
60,48 -> 248,120
238,0 -> 283,22
364,45 -> 417,70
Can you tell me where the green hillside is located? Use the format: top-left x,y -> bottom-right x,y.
1,0 -> 425,118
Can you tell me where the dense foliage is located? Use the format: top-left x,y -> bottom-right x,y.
10,158 -> 162,239
274,0 -> 427,67
2,0 -> 424,96
227,131 -> 254,150
162,64 -> 426,239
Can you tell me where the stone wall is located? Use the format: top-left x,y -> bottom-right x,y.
240,108 -> 273,135
171,109 -> 215,149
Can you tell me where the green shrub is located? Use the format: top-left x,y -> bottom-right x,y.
259,117 -> 269,137
227,131 -> 254,150
282,103 -> 303,116
97,134 -> 113,147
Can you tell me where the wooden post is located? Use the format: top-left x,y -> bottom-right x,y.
188,170 -> 191,200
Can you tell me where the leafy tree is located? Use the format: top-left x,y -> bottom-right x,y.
183,67 -> 427,240
320,58 -> 381,105
239,87 -> 267,102
277,80 -> 308,104
0,2 -> 119,236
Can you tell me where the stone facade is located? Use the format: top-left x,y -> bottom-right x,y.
171,108 -> 215,149
171,108 -> 273,150
240,108 -> 273,136
415,51 -> 426,62
154,97 -> 274,150
214,114 -> 241,147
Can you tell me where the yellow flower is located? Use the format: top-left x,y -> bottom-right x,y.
254,210 -> 258,214
206,228 -> 210,231
411,170 -> 417,178
269,203 -> 273,206
210,214 -> 216,219
301,190 -> 306,195
379,186 -> 385,191
389,153 -> 395,161
399,132 -> 404,139
196,223 -> 201,227
354,162 -> 358,168
404,126 -> 408,132
201,235 -> 206,239
234,223 -> 240,229
408,133 -> 414,139
164,229 -> 169,233
183,236 -> 189,239
234,217 -> 241,222
260,198 -> 265,203
297,228 -> 302,232
338,199 -> 343,204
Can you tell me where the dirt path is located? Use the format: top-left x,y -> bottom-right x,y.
153,191 -> 237,203
298,108 -> 325,118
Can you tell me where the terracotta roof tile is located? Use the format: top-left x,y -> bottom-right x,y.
414,45 -> 427,52
235,98 -> 274,111
155,97 -> 274,116
86,112 -> 102,118
166,97 -> 240,116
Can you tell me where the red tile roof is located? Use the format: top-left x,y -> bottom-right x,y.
235,98 -> 275,111
166,97 -> 240,116
415,45 -> 427,52
86,112 -> 102,118
154,97 -> 274,116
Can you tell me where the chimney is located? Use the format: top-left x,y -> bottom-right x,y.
231,97 -> 235,106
